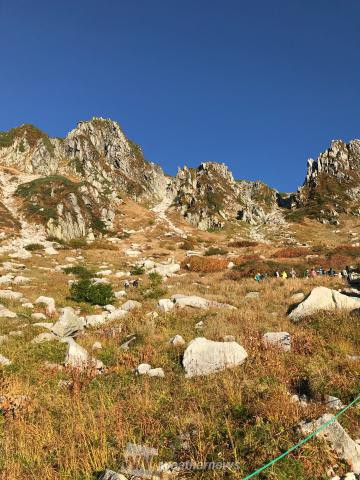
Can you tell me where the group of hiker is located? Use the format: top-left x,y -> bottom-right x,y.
254,266 -> 353,282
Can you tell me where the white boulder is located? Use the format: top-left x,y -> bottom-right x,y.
289,287 -> 360,321
183,337 -> 248,378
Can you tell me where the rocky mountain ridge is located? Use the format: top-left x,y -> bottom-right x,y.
1,117 -> 360,241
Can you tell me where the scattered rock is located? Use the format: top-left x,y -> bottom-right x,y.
170,334 -> 185,346
63,338 -> 104,371
35,296 -> 56,315
31,312 -> 47,321
147,367 -> 165,378
183,337 -> 248,378
0,290 -> 23,301
158,298 -> 175,312
0,305 -> 17,318
114,290 -> 126,298
52,307 -> 85,337
85,313 -> 109,327
245,291 -> 259,299
121,300 -> 142,311
136,363 -> 152,375
263,332 -> 291,352
0,354 -> 11,366
92,341 -> 102,350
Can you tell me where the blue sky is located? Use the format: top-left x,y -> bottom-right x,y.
1,0 -> 360,192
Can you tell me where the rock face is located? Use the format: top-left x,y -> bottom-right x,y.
300,414 -> 360,473
289,286 -> 360,321
0,118 -> 167,241
183,337 -> 248,377
170,162 -> 281,230
288,139 -> 360,224
2,118 -> 360,235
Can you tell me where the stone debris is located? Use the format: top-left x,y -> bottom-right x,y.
170,334 -> 186,347
158,298 -> 175,312
0,354 -> 11,366
0,290 -> 23,301
245,291 -> 260,299
121,300 -> 142,311
0,305 -> 17,318
136,363 -> 165,378
35,296 -> 56,315
263,332 -> 291,352
63,338 -> 104,371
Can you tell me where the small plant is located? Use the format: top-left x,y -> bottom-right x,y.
63,266 -> 94,279
204,247 -> 228,256
24,243 -> 44,251
148,271 -> 163,286
130,265 -> 145,275
70,279 -> 114,305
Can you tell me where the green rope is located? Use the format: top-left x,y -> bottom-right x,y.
241,393 -> 360,480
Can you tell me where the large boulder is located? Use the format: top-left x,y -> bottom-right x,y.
183,337 -> 247,378
289,287 -> 360,321
51,307 -> 85,337
300,414 -> 360,473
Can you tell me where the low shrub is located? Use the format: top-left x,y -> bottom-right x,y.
130,266 -> 145,275
228,240 -> 258,248
204,247 -> 228,256
70,280 -> 114,305
63,266 -> 94,279
271,247 -> 310,258
183,256 -> 229,272
24,243 -> 44,251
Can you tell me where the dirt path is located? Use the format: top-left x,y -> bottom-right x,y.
151,196 -> 185,236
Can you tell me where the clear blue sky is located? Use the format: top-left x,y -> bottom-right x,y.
1,0 -> 360,192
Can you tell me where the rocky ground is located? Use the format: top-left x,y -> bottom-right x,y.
0,204 -> 358,480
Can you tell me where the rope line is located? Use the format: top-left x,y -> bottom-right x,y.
241,393 -> 360,480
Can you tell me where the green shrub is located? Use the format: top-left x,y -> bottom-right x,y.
204,247 -> 228,256
130,265 -> 145,275
148,271 -> 163,286
70,280 -> 114,305
63,266 -> 94,279
24,243 -> 44,251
